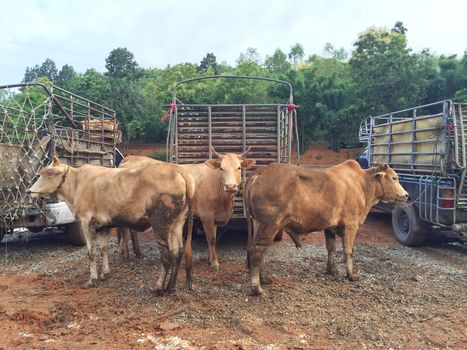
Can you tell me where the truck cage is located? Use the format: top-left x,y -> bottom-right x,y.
0,82 -> 120,230
165,75 -> 300,218
359,100 -> 467,228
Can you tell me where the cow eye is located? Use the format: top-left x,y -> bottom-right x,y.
220,167 -> 224,171
238,167 -> 241,170
393,177 -> 397,181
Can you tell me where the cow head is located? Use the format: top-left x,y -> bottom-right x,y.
27,156 -> 69,198
372,163 -> 409,204
205,146 -> 256,193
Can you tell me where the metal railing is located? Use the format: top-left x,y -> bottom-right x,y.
0,82 -> 119,228
165,75 -> 299,218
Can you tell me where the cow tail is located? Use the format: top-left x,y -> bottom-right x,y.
180,170 -> 195,289
244,174 -> 254,270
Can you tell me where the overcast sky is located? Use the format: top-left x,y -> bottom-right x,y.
1,0 -> 466,84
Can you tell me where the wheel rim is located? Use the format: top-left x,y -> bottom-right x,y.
397,211 -> 410,237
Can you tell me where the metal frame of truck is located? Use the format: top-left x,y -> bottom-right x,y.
165,75 -> 300,218
0,82 -> 120,244
359,100 -> 467,245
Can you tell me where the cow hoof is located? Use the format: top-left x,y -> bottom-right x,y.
250,286 -> 264,296
164,287 -> 176,295
210,261 -> 220,270
152,288 -> 164,296
347,273 -> 360,282
326,267 -> 339,276
86,279 -> 98,288
260,275 -> 273,285
185,280 -> 193,291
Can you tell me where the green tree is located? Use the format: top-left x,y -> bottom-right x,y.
23,65 -> 40,83
198,53 -> 219,74
323,42 -> 348,61
23,58 -> 58,83
288,43 -> 304,64
56,64 -> 76,87
237,47 -> 261,65
264,49 -> 291,75
105,48 -> 138,78
349,25 -> 420,116
392,21 -> 407,35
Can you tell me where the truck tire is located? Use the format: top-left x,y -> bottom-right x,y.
392,205 -> 427,246
67,221 -> 86,246
0,227 -> 7,241
28,226 -> 44,233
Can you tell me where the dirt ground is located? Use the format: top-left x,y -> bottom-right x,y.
1,213 -> 466,349
122,142 -> 363,166
0,144 -> 466,349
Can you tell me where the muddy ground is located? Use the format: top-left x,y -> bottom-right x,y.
1,211 -> 466,349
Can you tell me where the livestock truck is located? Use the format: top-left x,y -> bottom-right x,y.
165,75 -> 299,221
0,82 -> 121,245
359,100 -> 467,245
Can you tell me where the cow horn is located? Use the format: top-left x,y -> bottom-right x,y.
211,146 -> 222,158
241,146 -> 252,158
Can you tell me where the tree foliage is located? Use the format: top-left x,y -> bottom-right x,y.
105,48 -> 138,78
197,53 -> 219,75
19,23 -> 467,150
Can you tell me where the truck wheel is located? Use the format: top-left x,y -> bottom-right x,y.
67,221 -> 86,246
392,205 -> 427,246
0,227 -> 7,241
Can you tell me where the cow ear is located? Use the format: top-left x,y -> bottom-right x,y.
241,159 -> 256,169
205,159 -> 221,169
52,156 -> 61,166
39,167 -> 62,177
375,162 -> 388,171
373,172 -> 385,179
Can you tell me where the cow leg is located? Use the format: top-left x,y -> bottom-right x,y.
151,220 -> 173,294
99,229 -> 111,279
118,227 -> 130,260
200,216 -> 219,270
184,216 -> 194,290
342,225 -> 359,281
155,244 -> 170,295
165,213 -> 186,293
324,229 -> 338,276
166,248 -> 183,293
246,219 -> 258,270
82,222 -> 98,287
130,229 -> 142,257
248,223 -> 277,296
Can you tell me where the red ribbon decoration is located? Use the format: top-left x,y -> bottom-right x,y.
161,103 -> 175,122
287,103 -> 297,112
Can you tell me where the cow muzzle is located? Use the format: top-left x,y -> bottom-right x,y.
383,193 -> 409,204
224,184 -> 238,193
26,189 -> 41,199
398,193 -> 409,203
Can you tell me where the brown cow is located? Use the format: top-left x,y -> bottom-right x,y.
245,160 -> 408,296
119,147 -> 256,269
28,157 -> 194,293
